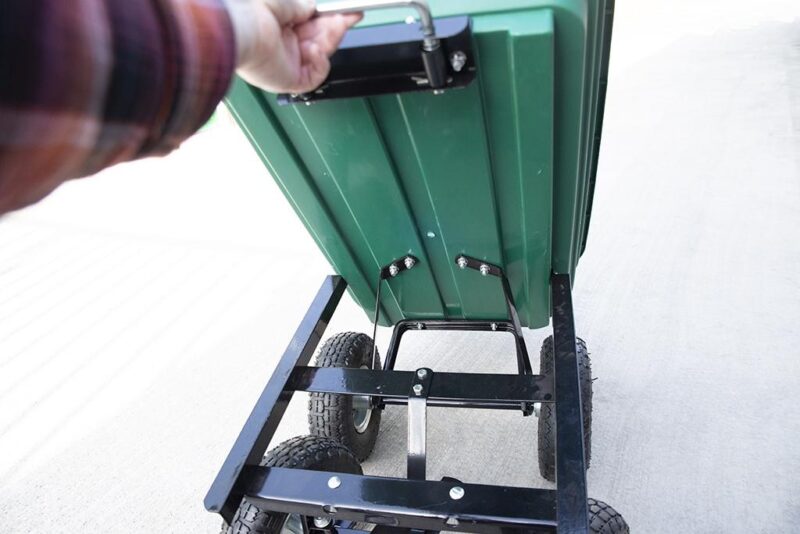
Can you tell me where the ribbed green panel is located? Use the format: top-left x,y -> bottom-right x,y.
225,0 -> 613,328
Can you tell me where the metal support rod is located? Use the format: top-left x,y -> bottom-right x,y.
315,0 -> 439,51
407,368 -> 431,479
204,276 -> 347,523
550,273 -> 589,532
370,277 -> 383,371
407,396 -> 427,479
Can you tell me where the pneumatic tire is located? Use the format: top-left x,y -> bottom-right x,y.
589,498 -> 630,533
537,335 -> 592,482
222,435 -> 362,534
308,332 -> 382,462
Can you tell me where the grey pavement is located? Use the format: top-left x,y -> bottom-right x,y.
1,1 -> 799,532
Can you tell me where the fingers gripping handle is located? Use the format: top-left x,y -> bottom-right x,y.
315,0 -> 438,50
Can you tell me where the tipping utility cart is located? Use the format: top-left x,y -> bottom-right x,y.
206,0 -> 626,532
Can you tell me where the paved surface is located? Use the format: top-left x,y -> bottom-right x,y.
1,1 -> 799,532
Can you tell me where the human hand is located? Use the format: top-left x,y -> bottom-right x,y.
224,0 -> 362,93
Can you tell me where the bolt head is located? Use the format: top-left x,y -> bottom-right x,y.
491,323 -> 498,331
388,264 -> 400,277
404,256 -> 416,269
479,264 -> 490,276
327,476 -> 341,489
450,50 -> 467,72
433,89 -> 445,95
405,15 -> 416,24
449,486 -> 465,500
313,517 -> 332,528
457,256 -> 468,269
416,322 -> 424,330
412,383 -> 423,395
416,368 -> 428,379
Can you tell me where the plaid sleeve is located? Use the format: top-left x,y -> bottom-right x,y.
0,0 -> 236,215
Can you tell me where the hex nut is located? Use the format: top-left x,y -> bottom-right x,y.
450,51 -> 467,72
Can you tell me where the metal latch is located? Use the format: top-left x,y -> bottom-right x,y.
278,0 -> 475,104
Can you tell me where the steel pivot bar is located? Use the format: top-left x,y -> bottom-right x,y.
204,276 -> 347,523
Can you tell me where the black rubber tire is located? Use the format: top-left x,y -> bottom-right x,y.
537,335 -> 592,482
308,332 -> 382,462
223,435 -> 362,534
589,498 -> 630,533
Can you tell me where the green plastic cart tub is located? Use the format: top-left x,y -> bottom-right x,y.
225,0 -> 614,328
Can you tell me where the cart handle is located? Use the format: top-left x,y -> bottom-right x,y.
315,0 -> 439,51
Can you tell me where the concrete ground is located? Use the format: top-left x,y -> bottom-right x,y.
1,1 -> 799,532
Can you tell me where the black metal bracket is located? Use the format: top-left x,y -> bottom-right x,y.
278,16 -> 476,104
453,255 -> 534,377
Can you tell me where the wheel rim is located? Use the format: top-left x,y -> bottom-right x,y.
280,514 -> 305,534
352,365 -> 373,434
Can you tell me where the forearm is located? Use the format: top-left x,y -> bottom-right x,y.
0,0 -> 235,215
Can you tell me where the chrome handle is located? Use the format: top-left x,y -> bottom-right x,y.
315,0 -> 439,51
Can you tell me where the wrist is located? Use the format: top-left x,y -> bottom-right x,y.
221,0 -> 260,68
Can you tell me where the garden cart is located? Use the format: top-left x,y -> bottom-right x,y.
206,0 -> 626,532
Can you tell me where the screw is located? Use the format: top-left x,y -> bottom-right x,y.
449,486 -> 465,500
416,322 -> 424,330
328,476 -> 341,489
313,517 -> 332,528
389,264 -> 400,277
491,323 -> 497,331
404,257 -> 416,269
479,264 -> 490,276
413,384 -> 423,396
433,89 -> 445,95
457,256 -> 468,269
450,51 -> 467,72
417,369 -> 428,379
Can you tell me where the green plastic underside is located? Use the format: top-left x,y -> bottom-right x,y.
225,0 -> 613,328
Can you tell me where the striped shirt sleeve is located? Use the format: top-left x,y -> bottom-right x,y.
0,0 -> 236,215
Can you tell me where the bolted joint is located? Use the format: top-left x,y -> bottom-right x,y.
449,486 -> 465,500
404,256 -> 416,269
457,256 -> 468,269
412,383 -> 423,396
313,517 -> 332,528
479,264 -> 490,276
389,264 -> 400,277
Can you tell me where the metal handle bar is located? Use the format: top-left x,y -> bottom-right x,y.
315,0 -> 439,50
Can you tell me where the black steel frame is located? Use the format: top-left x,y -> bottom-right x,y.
205,263 -> 590,532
